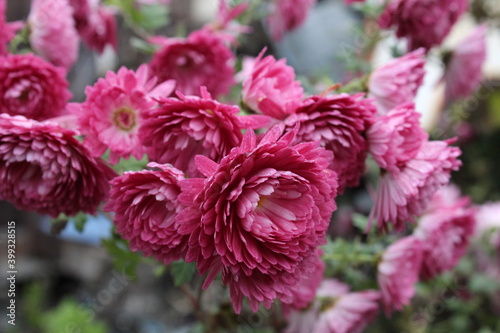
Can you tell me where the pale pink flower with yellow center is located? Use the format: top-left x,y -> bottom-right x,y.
69,65 -> 175,164
104,162 -> 187,265
0,0 -> 23,56
28,0 -> 79,70
0,114 -> 116,217
266,0 -> 317,41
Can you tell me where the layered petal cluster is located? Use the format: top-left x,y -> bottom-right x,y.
367,103 -> 428,172
176,126 -> 338,313
415,186 -> 476,280
284,93 -> 376,193
140,88 -> 269,177
378,0 -> 467,51
378,236 -> 423,315
242,51 -> 304,120
104,163 -> 187,265
0,54 -> 72,121
0,0 -> 23,56
370,139 -> 462,232
28,0 -> 79,69
368,49 -> 426,114
0,114 -> 116,217
266,0 -> 317,41
149,29 -> 235,97
444,25 -> 487,103
285,279 -> 380,333
70,65 -> 174,164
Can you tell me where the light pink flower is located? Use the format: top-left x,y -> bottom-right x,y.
444,25 -> 487,102
284,93 -> 376,193
0,0 -> 23,56
28,0 -> 79,69
378,0 -> 468,52
242,50 -> 304,120
0,114 -> 116,217
367,103 -> 428,172
140,88 -> 269,177
0,54 -> 72,121
378,236 -> 423,315
475,202 -> 500,253
369,49 -> 426,114
204,0 -> 250,44
104,163 -> 187,265
414,186 -> 476,280
176,125 -> 338,313
149,29 -> 235,98
369,139 -> 462,232
69,65 -> 174,164
266,0 -> 317,41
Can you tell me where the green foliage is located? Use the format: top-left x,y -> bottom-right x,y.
170,260 -> 197,287
102,234 -> 144,281
104,0 -> 169,32
111,154 -> 150,174
50,212 -> 89,233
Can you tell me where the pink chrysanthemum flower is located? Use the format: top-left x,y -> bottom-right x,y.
284,93 -> 376,193
176,125 -> 338,313
369,49 -> 426,114
285,279 -> 381,333
0,0 -> 23,56
369,139 -> 462,232
28,0 -> 79,70
443,25 -> 487,103
367,103 -> 428,172
69,65 -> 174,164
139,87 -> 269,177
242,50 -> 304,120
104,162 -> 187,265
414,186 -> 476,280
149,29 -> 235,98
378,236 -> 423,315
0,54 -> 72,121
204,0 -> 250,44
0,114 -> 116,217
378,0 -> 468,52
266,0 -> 317,41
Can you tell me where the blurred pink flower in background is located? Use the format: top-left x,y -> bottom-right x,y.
0,0 -> 23,56
368,49 -> 426,114
242,50 -> 304,120
28,0 -> 79,70
266,0 -> 317,41
104,163 -> 188,265
176,126 -> 338,313
285,93 -> 376,193
444,25 -> 488,103
378,236 -> 423,315
475,202 -> 500,253
69,65 -> 174,164
204,0 -> 250,44
149,29 -> 235,98
0,114 -> 116,217
0,53 -> 72,121
378,0 -> 468,52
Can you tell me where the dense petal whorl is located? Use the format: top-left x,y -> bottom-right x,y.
176,126 -> 338,313
104,163 -> 187,265
0,114 -> 116,217
284,93 -> 376,193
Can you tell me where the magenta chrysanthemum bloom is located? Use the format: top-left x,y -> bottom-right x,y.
0,114 -> 116,217
415,186 -> 476,280
369,49 -> 426,114
0,54 -> 72,121
369,139 -> 462,232
0,0 -> 23,56
176,125 -> 338,313
242,51 -> 304,120
104,162 -> 187,265
378,236 -> 423,315
284,93 -> 376,193
140,88 -> 269,177
149,29 -> 235,98
444,25 -> 487,103
367,103 -> 428,172
266,0 -> 317,41
378,0 -> 467,52
28,0 -> 79,70
70,65 -> 174,164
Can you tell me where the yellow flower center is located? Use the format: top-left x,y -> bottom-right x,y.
112,106 -> 137,132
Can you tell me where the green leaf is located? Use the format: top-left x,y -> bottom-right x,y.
139,4 -> 170,31
102,236 -> 143,281
73,212 -> 88,232
170,260 -> 197,287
